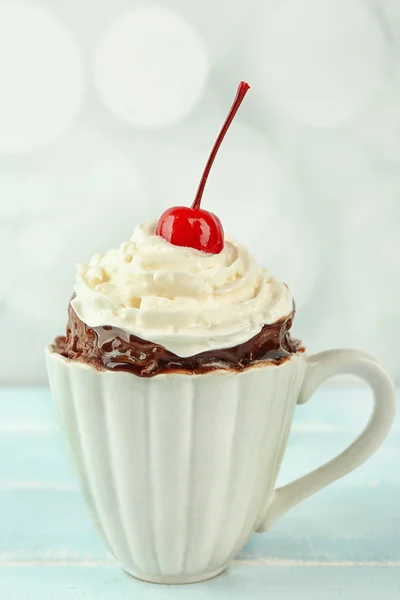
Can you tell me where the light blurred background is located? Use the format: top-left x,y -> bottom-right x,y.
0,0 -> 399,383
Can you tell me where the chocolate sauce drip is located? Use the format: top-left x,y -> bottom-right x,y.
52,303 -> 304,377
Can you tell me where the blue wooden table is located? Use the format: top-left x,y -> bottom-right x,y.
0,387 -> 399,598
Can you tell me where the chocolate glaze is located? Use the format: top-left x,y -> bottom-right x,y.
52,303 -> 304,377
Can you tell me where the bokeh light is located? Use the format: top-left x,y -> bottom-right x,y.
0,1 -> 84,153
253,0 -> 388,126
95,6 -> 209,129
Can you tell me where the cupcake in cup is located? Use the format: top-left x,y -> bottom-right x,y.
46,83 -> 396,584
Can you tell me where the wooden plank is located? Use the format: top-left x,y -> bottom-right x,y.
0,486 -> 398,562
0,432 -> 74,486
0,388 -> 55,429
0,425 -> 398,487
1,387 -> 398,430
0,565 -> 399,599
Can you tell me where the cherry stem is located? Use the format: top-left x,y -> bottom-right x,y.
191,81 -> 250,210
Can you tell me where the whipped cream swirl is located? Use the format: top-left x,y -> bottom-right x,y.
71,222 -> 292,357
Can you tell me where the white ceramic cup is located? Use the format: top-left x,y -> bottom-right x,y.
46,347 -> 396,584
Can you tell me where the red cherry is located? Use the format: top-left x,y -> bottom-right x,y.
156,81 -> 250,254
156,206 -> 224,254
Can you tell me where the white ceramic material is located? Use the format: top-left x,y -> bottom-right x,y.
46,348 -> 396,584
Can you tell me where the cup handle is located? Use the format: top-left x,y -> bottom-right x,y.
256,349 -> 396,533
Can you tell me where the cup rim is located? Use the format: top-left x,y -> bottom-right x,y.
45,345 -> 305,379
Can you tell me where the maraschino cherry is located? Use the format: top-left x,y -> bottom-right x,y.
156,81 -> 251,254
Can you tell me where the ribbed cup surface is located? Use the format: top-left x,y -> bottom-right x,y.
47,350 -> 306,583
